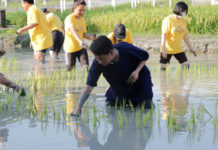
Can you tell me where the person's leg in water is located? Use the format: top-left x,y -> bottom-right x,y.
78,48 -> 89,72
174,52 -> 189,69
0,73 -> 25,96
49,31 -> 64,59
65,52 -> 76,71
34,49 -> 47,63
160,53 -> 173,71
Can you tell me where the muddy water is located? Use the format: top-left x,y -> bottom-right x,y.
0,48 -> 218,150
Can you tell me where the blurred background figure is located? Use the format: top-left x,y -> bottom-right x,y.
42,8 -> 64,59
108,23 -> 133,45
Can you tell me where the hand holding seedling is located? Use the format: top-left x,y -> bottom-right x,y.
71,107 -> 82,117
127,70 -> 139,84
191,49 -> 197,57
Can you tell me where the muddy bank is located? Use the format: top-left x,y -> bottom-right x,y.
1,34 -> 218,53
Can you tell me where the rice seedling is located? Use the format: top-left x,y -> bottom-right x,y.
52,104 -> 56,119
157,104 -> 161,125
128,100 -> 135,112
93,104 -> 98,127
117,110 -> 123,129
135,109 -> 141,129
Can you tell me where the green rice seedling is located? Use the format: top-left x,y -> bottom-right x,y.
157,104 -> 161,125
135,109 -> 141,129
115,98 -> 118,109
142,111 -> 150,128
52,104 -> 56,119
62,106 -> 66,119
57,111 -> 61,122
191,105 -> 196,126
68,114 -> 71,122
117,110 -> 123,129
200,104 -> 212,118
40,111 -> 44,121
6,93 -> 12,110
128,100 -> 135,112
93,104 -> 98,127
85,101 -> 90,124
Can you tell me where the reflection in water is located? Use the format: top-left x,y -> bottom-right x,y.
73,107 -> 153,150
0,128 -> 8,149
160,71 -> 193,120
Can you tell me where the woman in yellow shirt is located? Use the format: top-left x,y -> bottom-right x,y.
160,2 -> 197,70
42,8 -> 64,59
63,0 -> 95,71
17,0 -> 52,63
107,23 -> 133,45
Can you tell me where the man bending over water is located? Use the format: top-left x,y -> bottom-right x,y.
72,36 -> 153,116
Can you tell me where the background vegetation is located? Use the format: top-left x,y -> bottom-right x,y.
5,3 -> 218,35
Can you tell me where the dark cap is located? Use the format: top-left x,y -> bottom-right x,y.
41,8 -> 49,13
114,23 -> 126,39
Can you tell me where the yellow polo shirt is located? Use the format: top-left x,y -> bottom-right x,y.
27,5 -> 52,51
63,14 -> 86,53
161,15 -> 188,54
46,12 -> 63,33
107,29 -> 133,45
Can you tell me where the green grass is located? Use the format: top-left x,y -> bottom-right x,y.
5,3 -> 218,36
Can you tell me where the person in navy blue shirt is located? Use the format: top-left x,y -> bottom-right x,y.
72,35 -> 153,116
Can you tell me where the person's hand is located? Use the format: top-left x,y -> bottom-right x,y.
93,33 -> 96,40
71,107 -> 82,117
16,28 -> 24,35
161,51 -> 167,59
127,71 -> 139,84
190,49 -> 197,57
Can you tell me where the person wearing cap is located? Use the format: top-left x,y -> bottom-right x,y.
63,0 -> 95,71
107,23 -> 133,45
42,8 -> 64,59
160,1 -> 197,70
71,35 -> 153,116
17,0 -> 52,63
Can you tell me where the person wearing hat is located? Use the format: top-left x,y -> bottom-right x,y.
107,23 -> 133,45
71,35 -> 153,116
17,0 -> 52,63
42,8 -> 64,59
160,1 -> 197,70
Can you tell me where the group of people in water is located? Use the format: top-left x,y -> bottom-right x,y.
0,0 -> 197,116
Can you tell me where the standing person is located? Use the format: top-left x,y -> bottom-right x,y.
107,23 -> 133,45
41,8 -> 64,59
64,0 -> 95,71
160,1 -> 197,70
71,36 -> 153,116
17,0 -> 53,63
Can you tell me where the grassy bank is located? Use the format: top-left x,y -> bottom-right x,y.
5,3 -> 218,36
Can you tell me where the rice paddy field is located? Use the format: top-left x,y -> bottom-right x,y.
0,47 -> 217,150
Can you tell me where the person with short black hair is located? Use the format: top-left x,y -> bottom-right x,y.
71,35 -> 153,116
63,0 -> 95,71
108,23 -> 133,45
42,8 -> 64,59
160,1 -> 196,70
17,0 -> 52,63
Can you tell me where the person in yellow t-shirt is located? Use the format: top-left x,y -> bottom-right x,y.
42,8 -> 64,59
107,23 -> 133,45
17,0 -> 52,63
63,0 -> 95,71
160,2 -> 197,70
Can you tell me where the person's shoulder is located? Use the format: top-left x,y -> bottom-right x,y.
28,5 -> 38,12
114,42 -> 133,51
107,32 -> 114,38
65,13 -> 73,21
163,15 -> 173,22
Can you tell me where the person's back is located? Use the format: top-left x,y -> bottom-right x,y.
27,5 -> 52,51
46,12 -> 64,33
107,23 -> 133,45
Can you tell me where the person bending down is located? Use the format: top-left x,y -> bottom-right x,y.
72,36 -> 153,116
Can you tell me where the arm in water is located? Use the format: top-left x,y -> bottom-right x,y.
71,85 -> 93,116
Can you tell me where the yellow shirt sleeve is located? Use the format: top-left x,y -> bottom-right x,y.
162,17 -> 171,34
28,7 -> 39,24
107,32 -> 115,45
